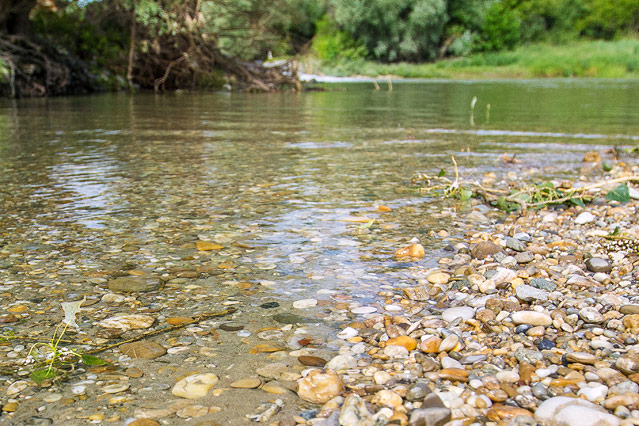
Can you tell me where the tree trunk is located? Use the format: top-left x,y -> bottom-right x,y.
0,0 -> 37,36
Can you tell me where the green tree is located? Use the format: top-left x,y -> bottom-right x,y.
330,0 -> 449,62
578,0 -> 639,38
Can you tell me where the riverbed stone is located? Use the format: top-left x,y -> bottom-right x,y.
107,277 -> 162,293
471,241 -> 504,259
119,341 -> 167,360
512,311 -> 552,326
586,257 -> 612,273
515,284 -> 548,302
442,307 -> 474,322
297,370 -> 343,404
172,373 -> 219,399
535,396 -> 621,426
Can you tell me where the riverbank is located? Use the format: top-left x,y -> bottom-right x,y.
1,146 -> 639,425
304,39 -> 639,80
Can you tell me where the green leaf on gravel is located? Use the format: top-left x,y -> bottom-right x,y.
460,189 -> 473,202
81,354 -> 107,366
569,197 -> 585,207
437,169 -> 446,177
31,368 -> 56,383
606,184 -> 630,203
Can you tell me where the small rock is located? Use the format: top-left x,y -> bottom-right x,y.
442,307 -> 474,323
107,276 -> 162,293
7,380 -> 28,396
515,348 -> 544,364
535,396 -> 621,426
406,382 -> 431,401
409,407 -> 451,426
298,356 -> 327,367
506,238 -> 527,252
575,212 -> 596,225
426,271 -> 450,284
585,257 -> 612,273
515,252 -> 535,264
172,373 -> 219,399
616,353 -> 639,375
372,390 -> 403,408
103,383 -> 129,394
565,352 -> 596,365
297,370 -> 343,404
515,284 -> 549,302
620,305 -> 639,315
339,394 -> 373,426
579,307 -> 604,324
604,393 -> 639,410
230,377 -> 261,389
119,341 -> 167,360
98,314 -> 155,331
293,299 -> 317,309
386,336 -> 417,351
395,243 -> 425,260
471,241 -> 504,259
438,334 -> 459,352
325,355 -> 357,370
512,311 -> 552,326
529,278 -> 557,291
2,402 -> 18,412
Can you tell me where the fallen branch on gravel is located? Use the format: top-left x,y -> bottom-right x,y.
413,156 -> 639,215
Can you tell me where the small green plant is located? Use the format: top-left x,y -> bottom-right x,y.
23,299 -> 106,384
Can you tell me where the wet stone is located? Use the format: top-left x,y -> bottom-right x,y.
298,356 -> 327,367
260,302 -> 279,309
272,313 -> 316,324
585,257 -> 612,273
538,339 -> 556,350
107,276 -> 162,293
620,305 -> 639,315
406,382 -> 431,401
120,341 -> 167,360
218,323 -> 244,332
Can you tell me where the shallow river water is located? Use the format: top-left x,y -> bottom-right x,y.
0,80 -> 638,424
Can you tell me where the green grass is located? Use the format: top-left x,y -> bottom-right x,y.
307,39 -> 639,79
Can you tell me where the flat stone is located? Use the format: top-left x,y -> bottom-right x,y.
616,352 -> 639,375
426,271 -> 450,285
535,396 -> 621,426
98,314 -> 155,331
409,407 -> 451,426
515,252 -> 534,263
620,305 -> 639,315
172,373 -> 218,399
298,356 -> 327,367
107,276 -> 162,293
403,286 -> 430,301
120,341 -> 167,360
515,284 -> 548,302
293,299 -> 317,309
565,352 -> 596,364
386,336 -> 417,351
102,383 -> 129,394
529,278 -> 557,291
515,348 -> 544,364
339,394 -> 373,425
272,313 -> 316,324
325,355 -> 357,370
442,307 -> 474,323
230,377 -> 262,389
585,257 -> 612,273
512,311 -> 552,326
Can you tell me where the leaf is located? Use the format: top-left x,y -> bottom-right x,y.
460,189 -> 473,202
31,368 -> 56,384
610,226 -> 620,236
569,197 -> 585,207
496,196 -> 509,211
356,219 -> 375,229
606,184 -> 630,203
61,297 -> 85,328
81,354 -> 107,366
602,162 -> 613,172
437,169 -> 446,177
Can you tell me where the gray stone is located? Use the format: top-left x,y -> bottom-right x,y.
406,382 -> 431,402
529,278 -> 557,291
107,276 -> 162,293
535,396 -> 621,426
515,252 -> 535,264
409,407 -> 451,426
515,348 -> 544,364
506,238 -> 527,252
585,257 -> 612,273
513,232 -> 533,242
515,284 -> 549,302
579,307 -> 604,324
338,394 -> 373,426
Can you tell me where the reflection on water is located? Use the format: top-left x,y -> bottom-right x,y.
0,80 -> 638,300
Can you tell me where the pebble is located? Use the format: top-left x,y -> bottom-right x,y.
515,284 -> 549,302
351,306 -> 377,314
575,212 -> 596,224
535,396 -> 621,426
471,241 -> 504,259
171,373 -> 219,399
107,276 -> 162,293
293,299 -> 318,309
98,314 -> 155,331
297,370 -> 343,404
506,237 -> 527,252
512,311 -> 552,326
119,341 -> 167,359
230,377 -> 261,389
442,307 -> 475,322
586,257 -> 612,273
325,355 -> 357,370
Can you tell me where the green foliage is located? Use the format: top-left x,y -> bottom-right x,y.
578,0 -> 639,38
606,183 -> 631,202
311,15 -> 367,63
475,1 -> 521,51
331,0 -> 448,62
